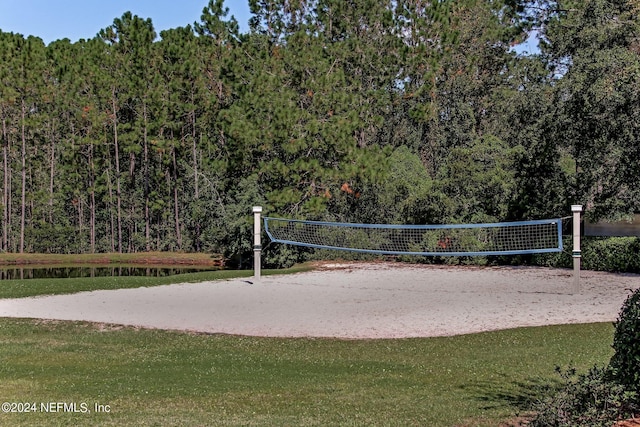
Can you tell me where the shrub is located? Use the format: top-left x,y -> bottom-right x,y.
610,288 -> 640,395
530,365 -> 636,427
525,236 -> 640,274
263,244 -> 306,269
531,289 -> 640,426
582,237 -> 640,273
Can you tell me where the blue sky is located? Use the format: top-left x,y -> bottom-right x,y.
0,0 -> 252,44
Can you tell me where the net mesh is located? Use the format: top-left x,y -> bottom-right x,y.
264,217 -> 563,256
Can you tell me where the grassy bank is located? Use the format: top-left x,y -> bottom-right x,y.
0,266 -> 312,299
0,252 -> 224,267
0,319 -> 614,426
0,252 -> 311,299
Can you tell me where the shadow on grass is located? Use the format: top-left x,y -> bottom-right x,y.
460,374 -> 562,412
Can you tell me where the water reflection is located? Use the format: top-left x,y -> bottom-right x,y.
0,266 -> 219,280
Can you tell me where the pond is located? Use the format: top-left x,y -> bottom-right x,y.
0,266 -> 220,280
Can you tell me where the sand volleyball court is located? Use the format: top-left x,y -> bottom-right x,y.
1,263 -> 639,338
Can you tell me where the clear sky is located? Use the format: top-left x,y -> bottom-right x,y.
0,0 -> 252,44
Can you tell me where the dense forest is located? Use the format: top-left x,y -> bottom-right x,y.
0,0 -> 638,260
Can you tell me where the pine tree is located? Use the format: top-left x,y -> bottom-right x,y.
0,34 -> 47,252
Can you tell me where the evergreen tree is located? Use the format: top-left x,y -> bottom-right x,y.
541,0 -> 640,219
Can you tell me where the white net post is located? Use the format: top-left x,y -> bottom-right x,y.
572,205 -> 583,293
253,206 -> 263,280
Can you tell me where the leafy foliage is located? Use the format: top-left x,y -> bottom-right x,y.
610,288 -> 640,394
531,288 -> 640,426
541,0 -> 640,221
527,237 -> 640,274
582,237 -> 640,273
530,365 -> 637,427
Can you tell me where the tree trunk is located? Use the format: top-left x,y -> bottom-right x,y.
144,102 -> 150,251
48,120 -> 55,225
112,89 -> 123,253
89,142 -> 95,253
106,162 -> 115,253
77,196 -> 83,252
90,185 -> 96,253
2,114 -> 9,252
19,100 -> 26,254
192,111 -> 200,252
172,146 -> 182,250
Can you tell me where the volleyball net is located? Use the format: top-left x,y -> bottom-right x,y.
263,217 -> 563,256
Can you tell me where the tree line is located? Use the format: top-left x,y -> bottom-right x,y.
0,0 -> 638,259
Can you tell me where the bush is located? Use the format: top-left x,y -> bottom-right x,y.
530,365 -> 637,427
582,237 -> 640,273
610,288 -> 640,394
524,236 -> 640,274
263,244 -> 306,269
531,289 -> 640,426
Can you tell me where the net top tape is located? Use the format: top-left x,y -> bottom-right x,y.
264,217 -> 561,229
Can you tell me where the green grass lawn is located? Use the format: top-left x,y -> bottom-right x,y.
0,318 -> 614,426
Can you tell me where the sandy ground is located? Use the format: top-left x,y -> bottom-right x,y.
1,262 -> 639,339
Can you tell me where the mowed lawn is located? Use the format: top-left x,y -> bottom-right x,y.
0,318 -> 614,426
